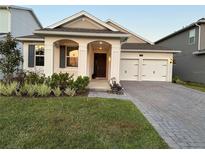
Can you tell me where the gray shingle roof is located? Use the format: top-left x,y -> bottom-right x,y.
121,43 -> 173,50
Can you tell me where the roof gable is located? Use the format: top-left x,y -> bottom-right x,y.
59,16 -> 107,30
106,19 -> 152,44
47,11 -> 118,31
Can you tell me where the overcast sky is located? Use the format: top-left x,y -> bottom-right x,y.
24,5 -> 205,42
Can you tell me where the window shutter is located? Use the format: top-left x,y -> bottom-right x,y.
60,45 -> 66,68
28,45 -> 35,67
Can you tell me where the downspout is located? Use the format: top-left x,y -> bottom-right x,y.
195,23 -> 201,51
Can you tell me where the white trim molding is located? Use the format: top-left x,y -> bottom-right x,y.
121,49 -> 181,53
47,11 -> 118,32
17,38 -> 45,42
195,23 -> 201,50
34,30 -> 130,38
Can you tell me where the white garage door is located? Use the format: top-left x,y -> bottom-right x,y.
142,59 -> 167,81
120,59 -> 139,81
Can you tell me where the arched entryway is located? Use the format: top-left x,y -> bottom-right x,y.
53,39 -> 79,78
87,40 -> 112,80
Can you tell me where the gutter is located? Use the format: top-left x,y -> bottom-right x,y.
121,49 -> 181,53
16,38 -> 45,42
195,23 -> 201,50
34,30 -> 130,38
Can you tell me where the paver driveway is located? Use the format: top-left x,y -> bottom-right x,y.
121,81 -> 205,149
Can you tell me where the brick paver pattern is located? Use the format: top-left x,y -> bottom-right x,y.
121,81 -> 205,149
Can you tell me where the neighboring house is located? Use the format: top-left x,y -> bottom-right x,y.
156,18 -> 205,84
0,5 -> 42,79
17,11 -> 178,88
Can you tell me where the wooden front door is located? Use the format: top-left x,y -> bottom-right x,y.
94,53 -> 107,78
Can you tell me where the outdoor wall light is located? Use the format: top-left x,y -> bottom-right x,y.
109,56 -> 111,62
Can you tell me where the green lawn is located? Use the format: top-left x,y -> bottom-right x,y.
0,96 -> 168,149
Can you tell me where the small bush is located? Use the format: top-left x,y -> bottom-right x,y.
48,72 -> 74,90
36,84 -> 51,97
64,87 -> 76,97
19,84 -> 38,97
25,71 -> 46,84
0,82 -> 17,96
172,76 -> 186,84
17,84 -> 27,96
72,76 -> 89,94
0,82 -> 6,96
0,73 -> 89,97
52,87 -> 62,97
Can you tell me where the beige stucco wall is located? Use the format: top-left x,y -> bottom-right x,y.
120,52 -> 173,82
107,21 -> 147,43
23,36 -> 121,82
22,42 -> 45,74
53,44 -> 78,79
60,16 -> 107,30
23,39 -> 173,82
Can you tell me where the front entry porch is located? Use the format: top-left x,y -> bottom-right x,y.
88,79 -> 111,91
39,37 -> 121,90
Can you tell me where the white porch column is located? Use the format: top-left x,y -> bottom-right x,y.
111,44 -> 121,83
44,39 -> 54,76
78,43 -> 88,76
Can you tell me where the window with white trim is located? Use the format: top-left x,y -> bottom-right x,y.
35,45 -> 44,66
188,29 -> 196,45
66,46 -> 78,67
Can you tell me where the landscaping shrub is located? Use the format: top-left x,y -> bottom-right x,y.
14,71 -> 26,84
52,87 -> 62,97
64,87 -> 76,96
18,83 -> 38,97
36,84 -> 51,97
17,83 -> 27,96
0,82 -> 17,96
0,82 -> 6,96
48,72 -> 74,90
172,76 -> 186,84
72,76 -> 89,94
25,71 -> 46,84
0,33 -> 23,83
0,72 -> 89,97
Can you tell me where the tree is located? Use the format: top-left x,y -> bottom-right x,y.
0,33 -> 23,82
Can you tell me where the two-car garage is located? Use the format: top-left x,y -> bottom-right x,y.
120,58 -> 168,81
120,43 -> 178,82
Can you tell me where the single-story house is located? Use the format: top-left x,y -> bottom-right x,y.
17,11 -> 179,89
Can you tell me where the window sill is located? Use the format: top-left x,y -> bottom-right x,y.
60,67 -> 78,70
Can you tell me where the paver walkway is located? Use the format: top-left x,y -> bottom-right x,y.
88,90 -> 129,100
121,81 -> 205,149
